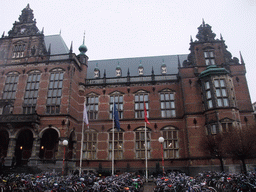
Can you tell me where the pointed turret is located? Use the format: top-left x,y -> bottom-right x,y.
77,32 -> 88,65
177,55 -> 181,68
78,32 -> 88,55
240,51 -> 245,65
190,35 -> 193,43
69,41 -> 73,54
48,43 -> 51,55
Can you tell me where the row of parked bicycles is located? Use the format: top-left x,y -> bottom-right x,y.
1,170 -> 256,191
153,171 -> 256,192
0,172 -> 143,192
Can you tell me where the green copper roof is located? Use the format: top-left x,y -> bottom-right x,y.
78,44 -> 88,55
199,65 -> 229,78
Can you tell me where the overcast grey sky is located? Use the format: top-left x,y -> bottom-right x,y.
1,0 -> 256,102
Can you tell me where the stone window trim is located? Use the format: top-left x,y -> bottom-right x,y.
203,49 -> 215,66
86,93 -> 99,120
23,70 -> 41,114
160,90 -> 176,118
161,126 -> 179,159
83,130 -> 97,160
134,91 -> 149,119
135,127 -> 151,159
108,128 -> 123,160
46,68 -> 64,114
109,93 -> 123,119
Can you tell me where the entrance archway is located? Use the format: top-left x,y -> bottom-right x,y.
39,128 -> 59,160
0,129 -> 9,157
15,129 -> 33,166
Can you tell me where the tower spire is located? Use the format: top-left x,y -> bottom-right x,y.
83,31 -> 85,45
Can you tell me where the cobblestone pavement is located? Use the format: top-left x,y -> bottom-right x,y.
143,182 -> 155,192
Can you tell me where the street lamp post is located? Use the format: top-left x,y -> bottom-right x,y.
158,137 -> 165,175
62,140 -> 68,175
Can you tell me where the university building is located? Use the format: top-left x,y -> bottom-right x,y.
0,4 -> 255,175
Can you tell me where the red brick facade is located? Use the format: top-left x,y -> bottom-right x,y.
0,5 -> 255,175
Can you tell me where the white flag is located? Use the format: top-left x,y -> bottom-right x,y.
83,102 -> 89,126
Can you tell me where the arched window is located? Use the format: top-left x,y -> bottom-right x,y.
135,127 -> 151,159
161,127 -> 179,158
2,104 -> 13,115
108,128 -> 123,160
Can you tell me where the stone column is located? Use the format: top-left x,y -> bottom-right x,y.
28,137 -> 40,166
5,138 -> 16,166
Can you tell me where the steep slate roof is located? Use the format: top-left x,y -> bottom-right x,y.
87,54 -> 188,79
44,35 -> 69,60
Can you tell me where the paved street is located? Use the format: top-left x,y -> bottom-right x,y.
143,182 -> 155,192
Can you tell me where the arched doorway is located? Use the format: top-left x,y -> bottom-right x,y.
0,129 -> 9,157
15,129 -> 33,166
39,128 -> 59,160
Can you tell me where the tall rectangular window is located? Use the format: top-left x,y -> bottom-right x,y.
109,94 -> 123,119
214,79 -> 229,107
87,95 -> 99,119
108,129 -> 123,159
23,72 -> 41,114
135,128 -> 150,159
135,93 -> 148,119
83,132 -> 97,160
160,92 -> 176,118
205,81 -> 213,109
204,51 -> 215,65
162,127 -> 179,158
46,69 -> 64,114
3,72 -> 19,100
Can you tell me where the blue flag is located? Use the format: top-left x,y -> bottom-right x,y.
113,103 -> 120,131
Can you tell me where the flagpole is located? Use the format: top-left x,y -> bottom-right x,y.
80,100 -> 89,176
112,105 -> 115,175
145,121 -> 148,182
79,119 -> 84,176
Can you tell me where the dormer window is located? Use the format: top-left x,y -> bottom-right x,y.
161,66 -> 167,74
94,63 -> 100,78
204,50 -> 215,65
161,59 -> 167,74
116,69 -> 122,77
116,62 -> 122,77
12,44 -> 26,58
94,70 -> 100,78
138,68 -> 143,75
138,60 -> 144,75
